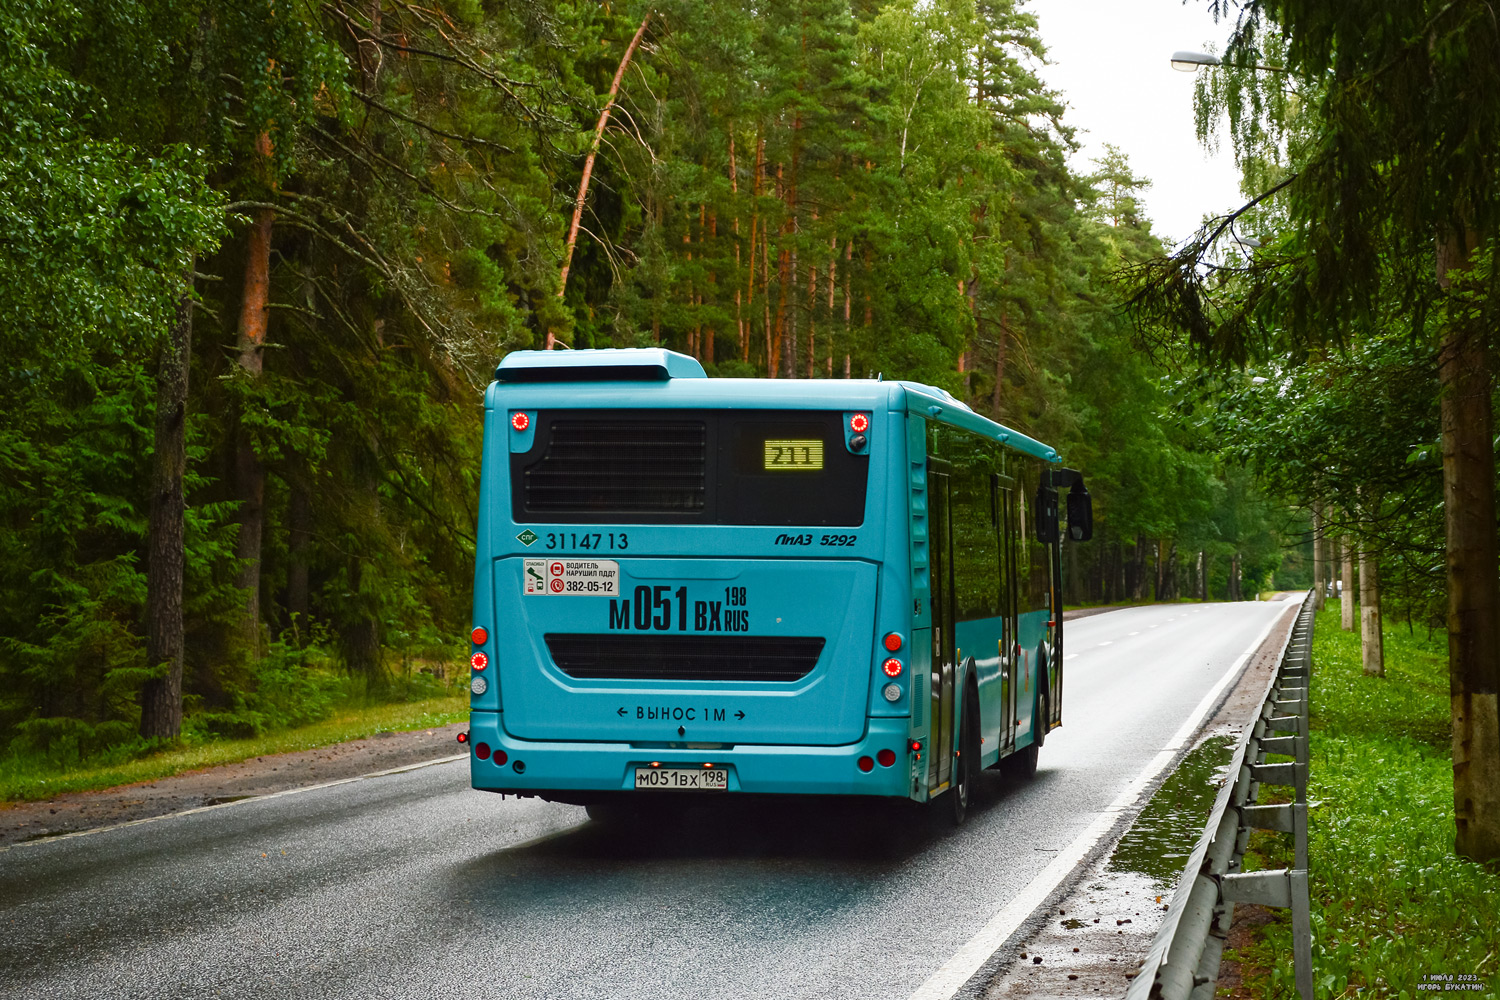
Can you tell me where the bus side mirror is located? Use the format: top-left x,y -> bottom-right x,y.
1035,485 -> 1059,543
1067,488 -> 1094,542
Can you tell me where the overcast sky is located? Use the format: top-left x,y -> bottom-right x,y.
1030,0 -> 1244,245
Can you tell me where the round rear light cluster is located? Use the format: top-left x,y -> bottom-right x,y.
849,413 -> 870,433
877,749 -> 896,768
883,632 -> 903,652
882,657 -> 903,678
475,742 -> 491,760
470,651 -> 488,671
856,756 -> 874,773
882,683 -> 901,703
471,626 -> 488,645
470,676 -> 488,695
510,412 -> 530,431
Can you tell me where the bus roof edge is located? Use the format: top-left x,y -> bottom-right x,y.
495,348 -> 706,382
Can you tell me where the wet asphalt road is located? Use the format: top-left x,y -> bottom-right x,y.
0,599 -> 1294,1000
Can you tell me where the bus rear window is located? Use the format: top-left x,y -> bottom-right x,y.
511,410 -> 868,526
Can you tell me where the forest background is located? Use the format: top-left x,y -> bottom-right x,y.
3,0 -> 1353,768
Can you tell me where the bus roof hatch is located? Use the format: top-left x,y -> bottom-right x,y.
494,348 -> 706,383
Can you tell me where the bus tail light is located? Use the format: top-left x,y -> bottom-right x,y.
470,652 -> 488,671
877,749 -> 896,768
471,626 -> 488,645
882,683 -> 901,702
510,412 -> 530,431
857,756 -> 874,773
493,749 -> 508,766
475,742 -> 491,760
883,632 -> 903,652
882,657 -> 903,678
849,413 -> 870,433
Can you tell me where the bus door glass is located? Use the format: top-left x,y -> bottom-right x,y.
996,478 -> 1018,752
928,467 -> 956,793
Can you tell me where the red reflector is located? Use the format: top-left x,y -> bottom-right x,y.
883,632 -> 903,652
857,756 -> 874,773
877,749 -> 896,768
493,749 -> 508,766
511,412 -> 529,431
849,413 -> 870,433
456,732 -> 469,744
475,742 -> 491,760
470,651 -> 488,671
471,626 -> 488,645
882,657 -> 903,678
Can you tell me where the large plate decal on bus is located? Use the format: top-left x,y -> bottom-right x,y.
523,559 -> 620,596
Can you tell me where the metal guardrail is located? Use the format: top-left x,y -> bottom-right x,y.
1125,592 -> 1316,1000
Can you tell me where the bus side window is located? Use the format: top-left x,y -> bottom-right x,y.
950,442 -> 998,622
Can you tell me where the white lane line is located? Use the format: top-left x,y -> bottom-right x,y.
1128,631 -> 1140,636
0,753 -> 469,853
906,603 -> 1292,1000
1096,641 -> 1113,647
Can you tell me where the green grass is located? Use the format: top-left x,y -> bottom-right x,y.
0,693 -> 467,803
1224,602 -> 1500,999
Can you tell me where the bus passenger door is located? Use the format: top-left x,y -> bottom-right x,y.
997,481 -> 1019,753
928,469 -> 956,793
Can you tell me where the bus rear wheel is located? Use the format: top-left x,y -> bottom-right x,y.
1001,741 -> 1038,781
948,690 -> 980,826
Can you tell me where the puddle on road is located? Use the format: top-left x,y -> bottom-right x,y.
1106,734 -> 1237,892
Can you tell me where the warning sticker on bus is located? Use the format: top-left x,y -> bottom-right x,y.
524,559 -> 620,596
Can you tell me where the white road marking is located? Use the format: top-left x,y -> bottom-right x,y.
1128,631 -> 1140,636
0,753 -> 470,853
1096,641 -> 1112,647
906,603 -> 1293,1000
1064,654 -> 1079,661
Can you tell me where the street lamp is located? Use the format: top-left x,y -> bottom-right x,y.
1170,50 -> 1289,74
1171,50 -> 1220,72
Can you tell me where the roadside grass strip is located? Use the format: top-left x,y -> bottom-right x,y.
0,694 -> 467,803
1228,603 -> 1500,998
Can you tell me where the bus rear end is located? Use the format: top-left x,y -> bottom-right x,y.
465,349 -> 920,803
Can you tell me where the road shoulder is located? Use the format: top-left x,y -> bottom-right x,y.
969,598 -> 1301,999
0,721 -> 466,848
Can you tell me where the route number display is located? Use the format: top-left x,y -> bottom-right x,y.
634,767 -> 729,790
763,439 -> 823,470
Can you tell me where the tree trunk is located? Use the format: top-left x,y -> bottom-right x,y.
1230,552 -> 1242,601
140,272 -> 195,739
235,203 -> 273,654
992,311 -> 1009,415
1437,228 -> 1500,860
553,9 -> 652,342
1311,503 -> 1325,611
1198,550 -> 1207,601
1341,534 -> 1356,631
1359,542 -> 1384,677
286,484 -> 311,627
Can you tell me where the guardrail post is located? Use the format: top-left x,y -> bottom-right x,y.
1291,868 -> 1314,1000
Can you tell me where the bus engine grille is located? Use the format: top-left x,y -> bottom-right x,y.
524,420 -> 706,513
544,634 -> 825,682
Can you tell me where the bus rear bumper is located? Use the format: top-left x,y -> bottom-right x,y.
466,712 -> 915,799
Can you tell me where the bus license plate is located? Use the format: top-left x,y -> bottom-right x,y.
634,767 -> 728,791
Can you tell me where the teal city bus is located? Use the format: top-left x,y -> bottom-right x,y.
463,348 -> 1092,822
